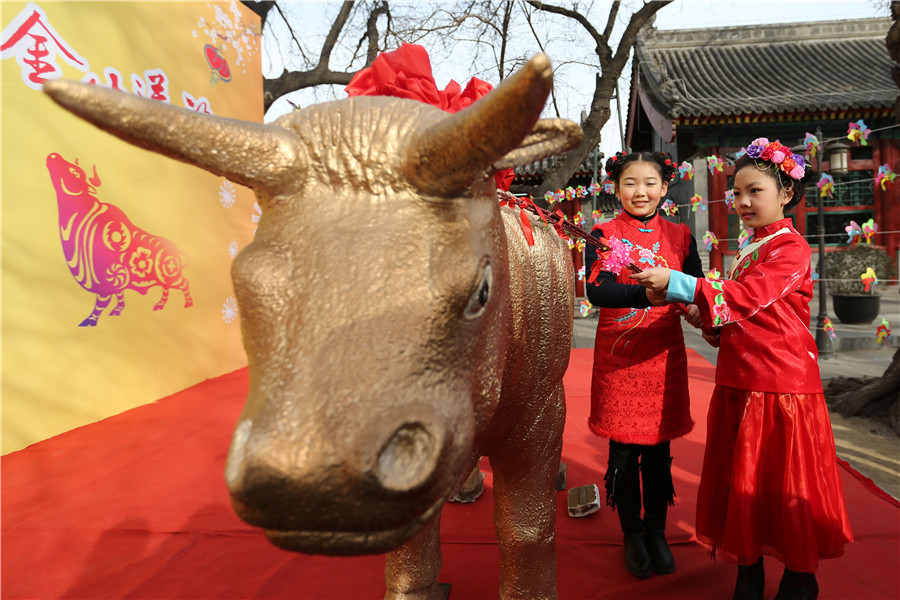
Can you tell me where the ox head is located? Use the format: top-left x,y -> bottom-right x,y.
46,153 -> 101,199
44,54 -> 582,555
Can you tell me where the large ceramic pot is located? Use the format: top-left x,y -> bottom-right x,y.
831,293 -> 881,325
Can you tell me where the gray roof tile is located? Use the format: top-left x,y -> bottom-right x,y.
635,18 -> 895,119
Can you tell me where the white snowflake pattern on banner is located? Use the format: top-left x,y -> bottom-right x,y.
251,200 -> 261,234
219,180 -> 236,208
222,296 -> 238,323
228,241 -> 240,258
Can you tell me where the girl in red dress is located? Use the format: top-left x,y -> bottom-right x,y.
632,138 -> 853,600
585,151 -> 704,579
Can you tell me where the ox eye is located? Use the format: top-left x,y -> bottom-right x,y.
464,262 -> 492,319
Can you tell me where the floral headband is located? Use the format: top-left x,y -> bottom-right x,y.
745,138 -> 806,180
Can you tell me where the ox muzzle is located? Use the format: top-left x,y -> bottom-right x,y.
225,395 -> 471,555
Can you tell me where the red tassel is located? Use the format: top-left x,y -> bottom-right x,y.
519,208 -> 535,245
587,259 -> 606,284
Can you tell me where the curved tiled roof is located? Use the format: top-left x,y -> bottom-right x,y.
635,18 -> 895,119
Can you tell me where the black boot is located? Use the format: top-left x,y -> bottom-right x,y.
641,443 -> 675,575
774,569 -> 818,600
733,557 -> 765,600
606,441 -> 651,579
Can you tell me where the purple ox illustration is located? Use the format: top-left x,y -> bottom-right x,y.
46,153 -> 192,326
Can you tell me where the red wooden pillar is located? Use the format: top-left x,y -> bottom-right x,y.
708,146 -> 728,273
560,200 -> 586,297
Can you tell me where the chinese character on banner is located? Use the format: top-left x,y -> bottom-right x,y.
130,69 -> 171,102
82,66 -> 129,91
182,90 -> 214,114
0,3 -> 89,90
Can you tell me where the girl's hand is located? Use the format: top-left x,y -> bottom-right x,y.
646,289 -> 668,306
680,304 -> 703,328
701,327 -> 721,348
630,267 -> 671,291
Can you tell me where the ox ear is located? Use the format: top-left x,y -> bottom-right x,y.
492,118 -> 583,170
42,80 -> 307,194
407,54 -> 559,196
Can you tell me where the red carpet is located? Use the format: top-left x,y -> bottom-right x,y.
3,349 -> 898,599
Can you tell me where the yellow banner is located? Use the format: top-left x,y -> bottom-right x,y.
1,1 -> 262,453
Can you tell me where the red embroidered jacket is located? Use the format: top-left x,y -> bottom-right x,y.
669,219 -> 822,394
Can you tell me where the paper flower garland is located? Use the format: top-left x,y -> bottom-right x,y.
678,161 -> 694,180
603,181 -> 616,195
597,236 -> 634,275
738,226 -> 752,249
690,194 -> 707,213
845,220 -> 862,245
579,299 -> 593,317
876,319 -> 892,346
861,218 -> 878,244
823,317 -> 836,340
588,182 -> 601,195
876,164 -> 896,190
847,120 -> 871,146
591,209 -> 603,222
724,190 -> 735,209
574,211 -> 585,227
565,235 -> 586,252
702,230 -> 719,251
707,155 -> 724,174
861,267 -> 878,293
577,266 -> 585,281
803,132 -> 819,158
818,173 -> 834,198
661,199 -> 678,216
734,148 -> 747,160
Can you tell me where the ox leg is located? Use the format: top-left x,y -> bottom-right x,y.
489,385 -> 565,600
384,512 -> 444,600
108,292 -> 126,316
79,294 -> 112,326
153,288 -> 170,311
179,280 -> 194,308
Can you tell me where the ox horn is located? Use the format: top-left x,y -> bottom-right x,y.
43,80 -> 306,193
405,53 -> 554,196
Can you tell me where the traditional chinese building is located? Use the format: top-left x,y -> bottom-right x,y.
626,17 -> 899,275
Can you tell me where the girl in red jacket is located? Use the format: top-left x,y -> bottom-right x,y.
585,151 -> 704,579
632,138 -> 852,600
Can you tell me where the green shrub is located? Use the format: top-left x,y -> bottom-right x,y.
820,244 -> 896,295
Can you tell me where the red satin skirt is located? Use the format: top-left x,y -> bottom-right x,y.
695,385 -> 853,572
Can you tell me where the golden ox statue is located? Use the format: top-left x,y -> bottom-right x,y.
44,53 -> 581,600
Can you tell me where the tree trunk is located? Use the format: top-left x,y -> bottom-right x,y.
827,346 -> 900,436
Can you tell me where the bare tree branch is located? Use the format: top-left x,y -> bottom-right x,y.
262,1 -> 361,111
257,0 -> 672,194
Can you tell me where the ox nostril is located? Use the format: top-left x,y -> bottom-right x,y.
225,418 -> 253,490
376,422 -> 440,493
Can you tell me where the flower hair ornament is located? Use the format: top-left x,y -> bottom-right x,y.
744,138 -> 807,180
